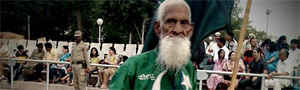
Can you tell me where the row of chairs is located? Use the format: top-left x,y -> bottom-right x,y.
2,39 -> 144,59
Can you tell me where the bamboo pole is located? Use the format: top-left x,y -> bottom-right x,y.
229,0 -> 252,90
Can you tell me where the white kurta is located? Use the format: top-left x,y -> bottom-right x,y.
265,58 -> 294,90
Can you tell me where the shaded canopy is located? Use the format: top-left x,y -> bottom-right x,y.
142,0 -> 234,53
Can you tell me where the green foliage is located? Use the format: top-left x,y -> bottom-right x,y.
100,0 -> 156,43
1,0 -> 156,44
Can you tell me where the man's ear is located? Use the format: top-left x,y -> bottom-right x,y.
154,21 -> 161,37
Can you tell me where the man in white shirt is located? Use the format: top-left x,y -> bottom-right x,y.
265,49 -> 294,90
241,33 -> 256,54
213,38 -> 229,62
288,39 -> 300,67
206,32 -> 221,56
225,31 -> 237,51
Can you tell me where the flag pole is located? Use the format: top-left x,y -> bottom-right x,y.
229,0 -> 252,90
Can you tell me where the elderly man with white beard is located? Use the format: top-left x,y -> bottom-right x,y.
109,0 -> 197,89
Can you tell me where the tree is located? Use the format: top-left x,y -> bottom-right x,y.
100,0 -> 156,44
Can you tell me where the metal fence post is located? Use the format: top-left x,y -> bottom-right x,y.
261,76 -> 265,90
199,80 -> 203,90
10,66 -> 13,89
47,62 -> 50,90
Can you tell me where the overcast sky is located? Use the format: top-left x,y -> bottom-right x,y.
239,0 -> 299,41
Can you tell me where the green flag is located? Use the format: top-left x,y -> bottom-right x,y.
142,0 -> 234,53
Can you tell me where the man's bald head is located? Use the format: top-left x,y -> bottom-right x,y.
279,49 -> 289,61
156,0 -> 191,26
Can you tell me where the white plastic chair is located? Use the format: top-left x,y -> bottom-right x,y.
48,41 -> 57,49
120,51 -> 135,57
197,71 -> 208,90
57,41 -> 68,54
17,40 -> 27,48
7,39 -> 18,55
137,45 -> 144,54
68,42 -> 75,53
114,44 -> 124,54
2,39 -> 9,46
101,43 -> 112,54
125,44 -> 137,55
37,40 -> 47,45
90,43 -> 101,51
27,40 -> 37,56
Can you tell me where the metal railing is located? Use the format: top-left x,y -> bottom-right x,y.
0,58 -> 119,90
1,58 -> 299,90
197,70 -> 300,90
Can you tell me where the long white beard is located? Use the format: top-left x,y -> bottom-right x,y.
157,36 -> 191,72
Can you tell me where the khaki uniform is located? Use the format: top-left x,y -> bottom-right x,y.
71,41 -> 89,90
23,49 -> 44,76
101,54 -> 119,87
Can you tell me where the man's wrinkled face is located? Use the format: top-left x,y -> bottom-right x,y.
278,50 -> 285,61
155,5 -> 193,39
154,5 -> 193,72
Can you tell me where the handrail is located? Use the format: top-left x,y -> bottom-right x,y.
0,58 -> 119,68
1,58 -> 299,90
197,70 -> 300,80
0,58 -> 120,90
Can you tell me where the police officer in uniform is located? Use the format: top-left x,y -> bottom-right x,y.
71,31 -> 89,90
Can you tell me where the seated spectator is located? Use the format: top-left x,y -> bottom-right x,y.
276,35 -> 289,50
0,40 -> 12,81
43,43 -> 59,83
288,39 -> 300,68
242,38 -> 258,68
207,49 -> 226,90
296,65 -> 300,90
225,31 -> 237,51
61,66 -> 73,86
8,45 -> 28,83
238,48 -> 268,89
24,43 -> 45,81
53,46 -> 70,83
221,51 -> 245,89
241,33 -> 256,54
100,47 -> 119,89
87,47 -> 101,87
265,49 -> 294,90
265,41 -> 279,74
288,39 -> 300,90
206,32 -> 221,56
259,39 -> 271,60
213,38 -> 229,62
201,55 -> 214,70
29,43 -> 45,82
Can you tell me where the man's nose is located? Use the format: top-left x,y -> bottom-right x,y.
172,23 -> 183,35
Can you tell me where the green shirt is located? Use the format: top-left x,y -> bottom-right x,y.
109,48 -> 197,90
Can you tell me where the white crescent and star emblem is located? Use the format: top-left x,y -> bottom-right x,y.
181,72 -> 192,90
152,70 -> 192,90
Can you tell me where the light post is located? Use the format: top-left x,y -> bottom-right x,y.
266,9 -> 271,35
97,18 -> 103,48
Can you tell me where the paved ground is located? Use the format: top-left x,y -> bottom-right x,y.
0,80 -> 107,90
